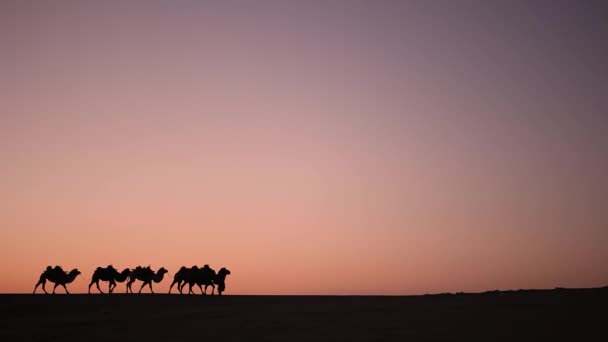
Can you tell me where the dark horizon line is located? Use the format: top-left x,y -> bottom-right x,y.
3,285 -> 607,297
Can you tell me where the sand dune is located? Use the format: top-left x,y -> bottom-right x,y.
1,288 -> 606,341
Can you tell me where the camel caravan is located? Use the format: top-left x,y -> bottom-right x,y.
33,265 -> 231,295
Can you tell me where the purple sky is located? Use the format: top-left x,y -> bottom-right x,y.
1,1 -> 607,294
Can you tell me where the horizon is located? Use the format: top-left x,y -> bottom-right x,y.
1,1 -> 607,295
12,277 -> 608,296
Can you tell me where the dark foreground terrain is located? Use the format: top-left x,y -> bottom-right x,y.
1,288 -> 607,341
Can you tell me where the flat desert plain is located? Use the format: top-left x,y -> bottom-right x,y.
1,288 -> 606,341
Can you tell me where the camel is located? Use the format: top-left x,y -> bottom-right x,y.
169,266 -> 194,294
33,266 -> 81,294
214,267 -> 231,295
183,265 -> 216,295
88,265 -> 131,294
126,266 -> 168,294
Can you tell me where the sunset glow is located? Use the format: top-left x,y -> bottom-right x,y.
1,1 -> 607,294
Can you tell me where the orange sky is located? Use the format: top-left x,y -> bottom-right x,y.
1,1 -> 607,294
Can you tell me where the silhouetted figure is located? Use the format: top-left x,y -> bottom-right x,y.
88,265 -> 131,294
214,267 -> 231,295
126,266 -> 168,294
33,265 -> 81,294
184,264 -> 216,295
169,266 -> 193,294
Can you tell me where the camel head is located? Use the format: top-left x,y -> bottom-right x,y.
67,269 -> 82,282
218,267 -> 231,276
151,267 -> 168,283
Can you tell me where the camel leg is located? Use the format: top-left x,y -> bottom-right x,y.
34,281 -> 43,294
198,284 -> 203,295
34,277 -> 48,294
62,284 -> 70,294
139,281 -> 153,294
203,284 -> 208,295
96,281 -> 104,294
52,283 -> 59,294
169,280 -> 178,294
109,280 -> 116,294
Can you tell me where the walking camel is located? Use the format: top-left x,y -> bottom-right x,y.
33,266 -> 81,294
88,265 -> 131,294
168,266 -> 192,294
184,264 -> 216,295
126,266 -> 168,294
168,265 -> 213,295
169,265 -> 231,295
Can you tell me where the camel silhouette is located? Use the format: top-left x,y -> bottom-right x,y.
182,264 -> 217,295
88,265 -> 131,294
126,266 -> 168,294
33,266 -> 81,294
214,267 -> 231,295
168,266 -> 192,294
169,265 -> 230,295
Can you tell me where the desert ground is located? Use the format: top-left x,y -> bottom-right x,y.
1,288 -> 606,341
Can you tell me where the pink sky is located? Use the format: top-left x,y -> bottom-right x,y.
1,1 -> 607,294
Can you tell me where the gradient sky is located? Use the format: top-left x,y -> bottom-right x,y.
1,1 -> 607,295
